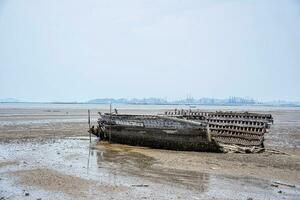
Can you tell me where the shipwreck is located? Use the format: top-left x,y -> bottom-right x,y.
89,109 -> 273,153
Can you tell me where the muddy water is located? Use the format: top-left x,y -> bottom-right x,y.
1,137 -> 299,200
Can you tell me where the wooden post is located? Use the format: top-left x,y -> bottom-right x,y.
206,126 -> 211,143
88,109 -> 91,143
109,103 -> 112,143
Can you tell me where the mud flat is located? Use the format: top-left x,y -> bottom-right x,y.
0,104 -> 300,199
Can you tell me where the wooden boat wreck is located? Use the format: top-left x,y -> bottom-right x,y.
89,109 -> 273,153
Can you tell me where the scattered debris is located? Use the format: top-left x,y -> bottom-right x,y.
131,184 -> 149,187
219,144 -> 264,154
271,183 -> 279,187
273,181 -> 296,188
265,149 -> 290,156
210,167 -> 218,170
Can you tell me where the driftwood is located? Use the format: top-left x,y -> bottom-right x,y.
131,184 -> 149,187
264,148 -> 290,155
272,181 -> 296,188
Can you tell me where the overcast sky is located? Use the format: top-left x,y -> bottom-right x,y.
0,0 -> 299,102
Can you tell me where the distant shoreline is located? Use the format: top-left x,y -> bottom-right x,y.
0,101 -> 299,108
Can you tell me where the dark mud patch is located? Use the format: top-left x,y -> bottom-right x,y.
0,161 -> 18,168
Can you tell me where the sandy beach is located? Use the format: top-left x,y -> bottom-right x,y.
1,0 -> 299,199
0,104 -> 300,199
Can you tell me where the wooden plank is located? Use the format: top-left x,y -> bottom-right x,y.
209,127 -> 265,135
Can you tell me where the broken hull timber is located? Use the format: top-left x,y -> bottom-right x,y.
164,110 -> 273,153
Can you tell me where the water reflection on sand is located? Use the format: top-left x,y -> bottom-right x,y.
94,142 -> 210,192
0,137 -> 299,199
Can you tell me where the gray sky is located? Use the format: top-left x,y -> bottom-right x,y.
0,0 -> 299,102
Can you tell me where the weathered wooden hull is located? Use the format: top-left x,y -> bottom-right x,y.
89,109 -> 273,153
107,126 -> 221,152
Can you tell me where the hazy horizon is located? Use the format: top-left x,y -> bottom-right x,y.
1,0 -> 299,102
0,96 -> 299,104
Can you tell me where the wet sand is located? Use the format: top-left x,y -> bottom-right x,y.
0,105 -> 300,199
